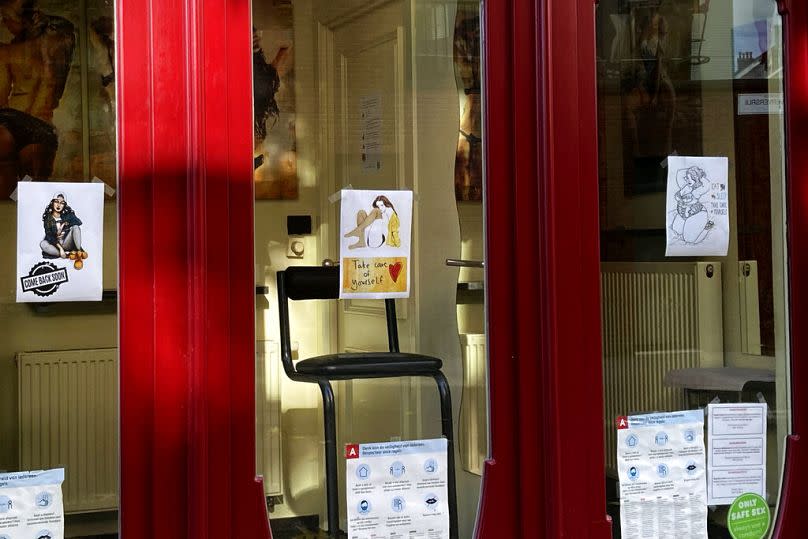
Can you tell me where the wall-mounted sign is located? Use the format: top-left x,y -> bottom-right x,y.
360,95 -> 382,172
616,410 -> 708,539
17,182 -> 104,302
707,403 -> 767,506
0,468 -> 65,538
665,156 -> 730,257
340,189 -> 412,299
738,93 -> 784,115
346,439 -> 449,539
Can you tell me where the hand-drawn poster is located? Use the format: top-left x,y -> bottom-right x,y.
665,156 -> 729,257
17,182 -> 104,302
0,0 -> 117,199
340,189 -> 412,299
253,0 -> 298,200
0,468 -> 65,539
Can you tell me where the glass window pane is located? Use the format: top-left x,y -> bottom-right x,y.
597,1 -> 788,536
252,1 -> 487,536
0,0 -> 118,536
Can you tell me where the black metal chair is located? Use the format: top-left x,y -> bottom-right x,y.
277,265 -> 458,538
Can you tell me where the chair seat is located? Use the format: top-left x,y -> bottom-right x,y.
295,352 -> 442,378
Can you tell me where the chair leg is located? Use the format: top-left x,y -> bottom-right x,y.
434,372 -> 459,539
318,381 -> 340,537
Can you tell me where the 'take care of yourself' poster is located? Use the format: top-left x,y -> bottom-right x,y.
340,189 -> 412,299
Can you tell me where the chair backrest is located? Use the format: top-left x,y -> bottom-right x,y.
276,266 -> 400,377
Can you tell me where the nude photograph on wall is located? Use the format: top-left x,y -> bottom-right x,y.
0,0 -> 116,199
453,0 -> 482,202
253,0 -> 298,200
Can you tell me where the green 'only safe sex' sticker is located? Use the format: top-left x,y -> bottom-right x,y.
728,493 -> 771,539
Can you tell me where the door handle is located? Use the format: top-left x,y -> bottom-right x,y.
322,258 -> 338,267
445,259 -> 484,268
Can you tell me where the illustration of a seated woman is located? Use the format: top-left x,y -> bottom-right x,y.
669,166 -> 713,245
344,195 -> 400,249
40,192 -> 88,269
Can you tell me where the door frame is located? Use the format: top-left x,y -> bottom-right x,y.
478,0 -> 808,537
475,0 -> 611,536
117,0 -> 270,536
772,0 -> 808,535
116,0 -> 808,537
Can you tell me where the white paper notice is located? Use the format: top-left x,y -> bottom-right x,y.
16,182 -> 104,302
360,95 -> 382,171
738,93 -> 784,115
345,439 -> 449,539
617,410 -> 707,539
0,468 -> 65,539
340,189 -> 412,299
707,403 -> 767,505
665,156 -> 729,257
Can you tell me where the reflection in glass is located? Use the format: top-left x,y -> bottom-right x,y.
597,1 -> 787,536
0,1 -> 118,537
253,1 -> 487,537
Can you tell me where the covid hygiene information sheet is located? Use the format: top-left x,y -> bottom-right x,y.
345,439 -> 449,539
0,468 -> 65,539
617,410 -> 708,539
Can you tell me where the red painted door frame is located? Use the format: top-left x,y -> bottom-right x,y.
478,0 -> 808,537
476,0 -> 611,536
116,0 -> 808,536
117,0 -> 270,536
773,0 -> 808,535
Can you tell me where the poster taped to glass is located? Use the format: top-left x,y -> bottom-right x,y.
16,182 -> 104,302
340,189 -> 412,299
665,156 -> 729,257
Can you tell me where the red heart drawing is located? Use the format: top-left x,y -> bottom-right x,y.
389,261 -> 403,283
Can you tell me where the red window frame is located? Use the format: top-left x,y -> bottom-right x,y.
117,0 -> 268,536
116,0 -> 808,536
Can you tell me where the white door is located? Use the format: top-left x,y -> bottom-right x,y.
317,0 -> 465,435
316,1 -> 482,535
317,0 -> 415,448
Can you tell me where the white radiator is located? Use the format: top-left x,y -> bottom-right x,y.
601,262 -> 723,474
255,340 -> 283,496
17,348 -> 118,513
459,333 -> 487,476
